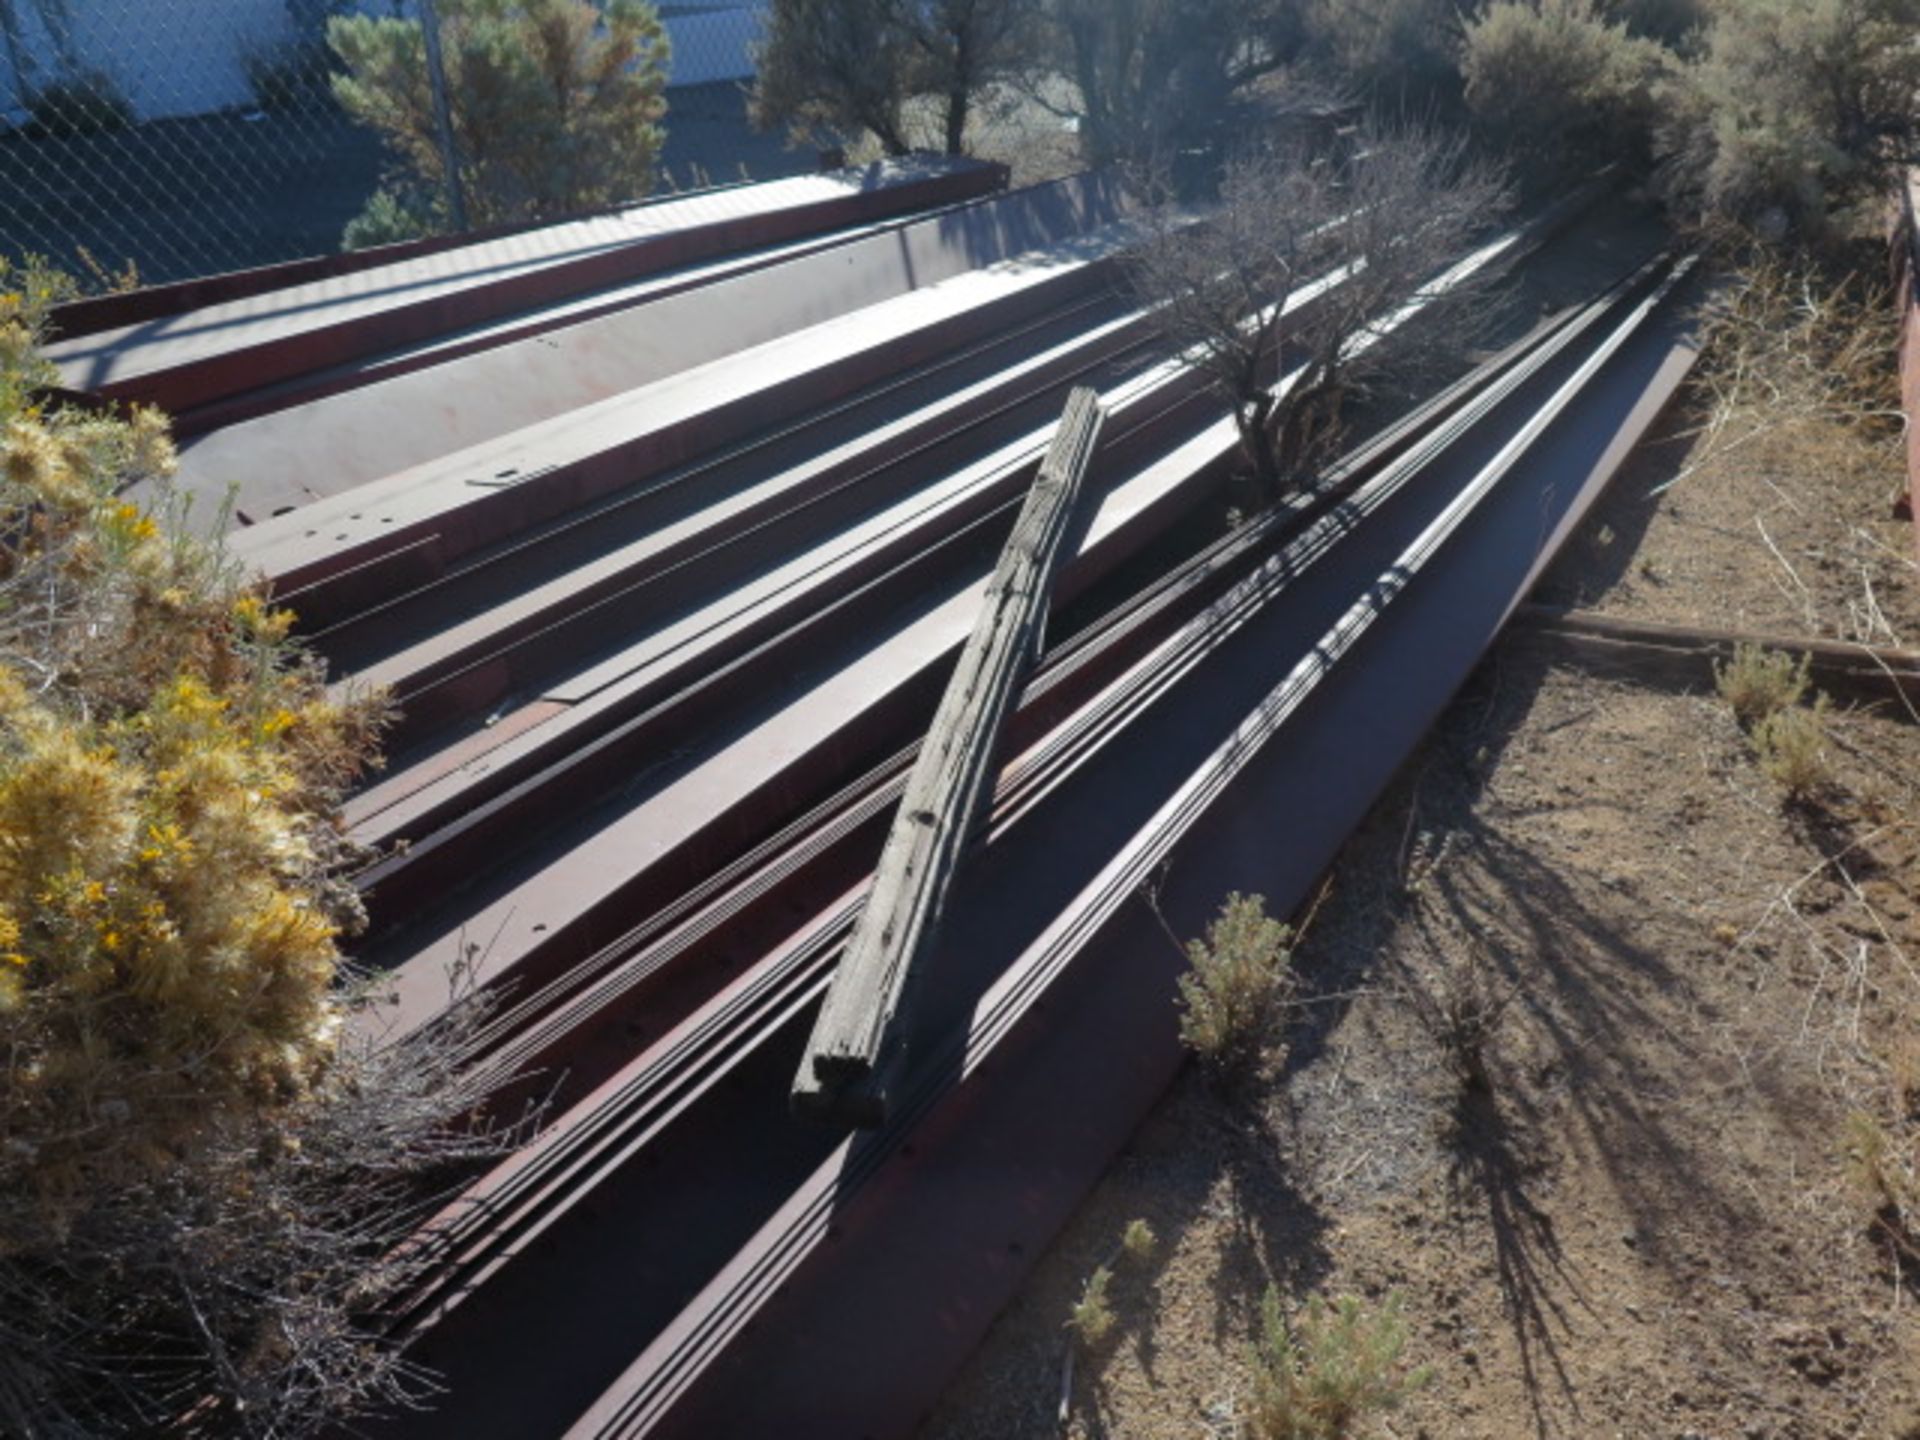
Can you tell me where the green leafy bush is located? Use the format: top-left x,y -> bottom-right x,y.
329,0 -> 670,243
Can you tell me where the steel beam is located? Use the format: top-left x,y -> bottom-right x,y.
45,157 -> 1007,416
163,173 -> 1132,513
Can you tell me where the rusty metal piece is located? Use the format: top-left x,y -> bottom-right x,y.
1512,604 -> 1920,713
1891,175 -> 1920,552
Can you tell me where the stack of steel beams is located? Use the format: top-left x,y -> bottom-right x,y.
44,160 -> 1704,1440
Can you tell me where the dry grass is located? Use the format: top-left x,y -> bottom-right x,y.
1844,1111 -> 1920,1261
1686,259 -> 1904,499
1548,254 -> 1914,648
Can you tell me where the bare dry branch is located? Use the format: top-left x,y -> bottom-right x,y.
1123,121 -> 1512,500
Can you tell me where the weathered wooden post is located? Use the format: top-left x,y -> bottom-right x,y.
794,387 -> 1107,1128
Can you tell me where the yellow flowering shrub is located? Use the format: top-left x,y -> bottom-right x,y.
0,261 -> 481,1439
0,259 -> 386,1228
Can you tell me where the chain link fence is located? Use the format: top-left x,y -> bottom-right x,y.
0,0 -> 795,287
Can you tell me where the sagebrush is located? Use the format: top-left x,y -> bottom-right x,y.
1461,0 -> 1669,184
1177,892 -> 1296,1077
1752,696 -> 1832,799
0,260 -> 510,1437
1247,1288 -> 1431,1440
1066,1216 -> 1158,1353
1654,0 -> 1920,242
1069,1265 -> 1115,1345
1714,643 -> 1809,726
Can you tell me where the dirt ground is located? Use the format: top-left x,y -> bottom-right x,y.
921,270 -> 1920,1439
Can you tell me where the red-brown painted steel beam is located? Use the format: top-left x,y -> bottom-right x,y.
161,172 -> 1131,504
232,214 -> 1136,611
45,157 -> 1007,417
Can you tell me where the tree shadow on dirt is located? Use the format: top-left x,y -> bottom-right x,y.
1263,637 -> 1818,1437
1397,646 -> 1812,1432
1445,1077 -> 1585,1438
1529,413 -> 1695,611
